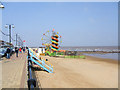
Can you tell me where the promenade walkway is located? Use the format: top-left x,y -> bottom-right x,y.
1,53 -> 28,88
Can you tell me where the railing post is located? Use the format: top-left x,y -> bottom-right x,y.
27,48 -> 36,90
28,49 -> 30,59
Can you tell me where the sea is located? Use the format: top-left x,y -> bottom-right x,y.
60,46 -> 119,60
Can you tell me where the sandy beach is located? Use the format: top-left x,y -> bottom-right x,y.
35,55 -> 118,88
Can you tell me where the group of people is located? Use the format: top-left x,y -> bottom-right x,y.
6,47 -> 26,59
15,47 -> 26,57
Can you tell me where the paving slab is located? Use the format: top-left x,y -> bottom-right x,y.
2,53 -> 28,88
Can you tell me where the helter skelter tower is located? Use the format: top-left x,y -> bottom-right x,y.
51,30 -> 59,52
41,29 -> 62,53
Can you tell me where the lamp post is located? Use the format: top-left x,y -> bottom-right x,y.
0,2 -> 4,8
16,34 -> 17,46
5,24 -> 15,43
0,2 -> 4,42
18,36 -> 21,47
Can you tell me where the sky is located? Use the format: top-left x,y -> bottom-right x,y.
1,0 -> 119,2
1,2 -> 118,47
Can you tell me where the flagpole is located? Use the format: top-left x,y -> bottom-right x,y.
23,40 -> 26,47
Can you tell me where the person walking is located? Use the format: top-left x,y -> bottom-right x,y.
6,47 -> 11,59
19,48 -> 22,53
23,47 -> 25,53
15,47 -> 19,57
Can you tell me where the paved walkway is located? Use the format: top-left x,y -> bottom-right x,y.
2,53 -> 28,88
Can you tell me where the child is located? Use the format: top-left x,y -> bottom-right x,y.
19,48 -> 22,53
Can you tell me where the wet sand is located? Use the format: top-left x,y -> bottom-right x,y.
35,55 -> 118,88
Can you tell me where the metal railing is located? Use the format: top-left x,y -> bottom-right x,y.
27,49 -> 36,90
28,48 -> 53,73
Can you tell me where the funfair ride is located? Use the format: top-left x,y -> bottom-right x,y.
41,29 -> 62,56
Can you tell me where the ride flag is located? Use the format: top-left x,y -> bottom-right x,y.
23,40 -> 26,42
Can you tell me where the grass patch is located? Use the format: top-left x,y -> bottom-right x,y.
65,55 -> 86,59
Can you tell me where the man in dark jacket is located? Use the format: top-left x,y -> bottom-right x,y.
6,47 -> 11,59
15,47 -> 19,57
23,47 -> 25,53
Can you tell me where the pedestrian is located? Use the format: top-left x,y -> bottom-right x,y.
35,49 -> 38,53
6,47 -> 11,59
19,48 -> 22,53
15,47 -> 19,57
23,47 -> 25,53
26,47 -> 28,49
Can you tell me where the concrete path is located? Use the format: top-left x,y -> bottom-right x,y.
2,53 -> 28,88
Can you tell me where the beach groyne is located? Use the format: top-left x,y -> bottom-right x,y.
60,46 -> 120,53
64,50 -> 120,56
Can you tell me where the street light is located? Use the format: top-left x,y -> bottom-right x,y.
5,24 -> 14,28
0,1 -> 4,42
5,24 -> 15,43
0,2 -> 4,8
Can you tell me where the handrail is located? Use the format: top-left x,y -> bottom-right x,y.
29,50 -> 53,70
29,48 -> 54,67
28,48 -> 53,73
27,50 -> 36,90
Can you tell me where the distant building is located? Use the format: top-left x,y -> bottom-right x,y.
38,47 -> 45,54
0,40 -> 14,47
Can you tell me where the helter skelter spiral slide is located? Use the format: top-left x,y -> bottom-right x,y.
41,29 -> 62,56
